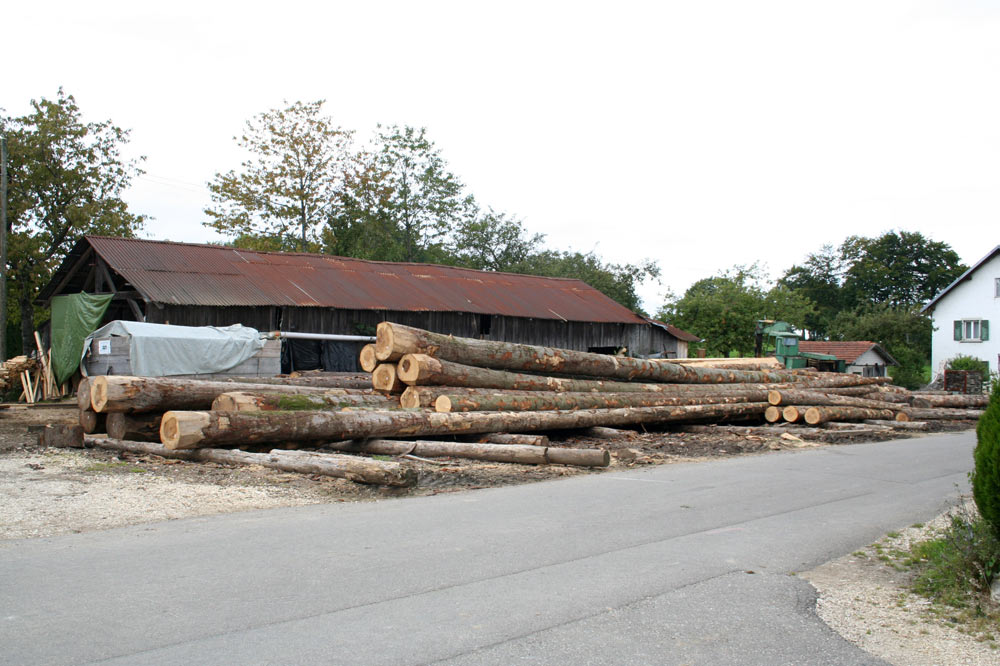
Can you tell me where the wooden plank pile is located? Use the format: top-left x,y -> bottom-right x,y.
71,322 -> 987,488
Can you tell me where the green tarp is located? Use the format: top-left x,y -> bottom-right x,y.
51,293 -> 113,384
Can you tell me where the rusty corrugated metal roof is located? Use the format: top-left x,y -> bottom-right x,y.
82,236 -> 648,324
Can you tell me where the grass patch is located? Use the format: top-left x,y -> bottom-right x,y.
85,462 -> 147,474
895,506 -> 1000,641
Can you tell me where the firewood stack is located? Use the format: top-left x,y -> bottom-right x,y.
71,323 -> 987,487
0,356 -> 38,397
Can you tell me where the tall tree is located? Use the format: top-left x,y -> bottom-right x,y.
449,209 -> 544,272
660,264 -> 815,356
779,244 -> 847,338
205,100 -> 352,252
1,89 -> 145,354
512,251 -> 659,314
327,125 -> 474,263
839,230 -> 966,307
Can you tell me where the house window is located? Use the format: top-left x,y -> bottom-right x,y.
954,319 -> 990,342
996,278 -> 1000,298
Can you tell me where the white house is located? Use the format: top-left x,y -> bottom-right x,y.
922,245 -> 999,377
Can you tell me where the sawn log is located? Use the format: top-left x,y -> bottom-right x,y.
323,439 -> 609,467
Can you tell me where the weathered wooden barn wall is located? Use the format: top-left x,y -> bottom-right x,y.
146,305 -> 680,355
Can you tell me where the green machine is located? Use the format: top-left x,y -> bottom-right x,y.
754,320 -> 846,372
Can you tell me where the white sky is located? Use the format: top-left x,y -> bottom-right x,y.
6,0 -> 999,312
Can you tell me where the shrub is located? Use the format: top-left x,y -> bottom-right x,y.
949,354 -> 989,373
972,383 -> 1000,540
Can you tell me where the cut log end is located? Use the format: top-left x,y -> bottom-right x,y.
764,406 -> 782,423
895,412 -> 910,422
782,406 -> 801,423
160,411 -> 212,449
435,396 -> 452,413
400,387 -> 420,409
359,344 -> 379,373
767,390 -> 782,406
372,364 -> 403,393
374,322 -> 396,361
91,376 -> 109,412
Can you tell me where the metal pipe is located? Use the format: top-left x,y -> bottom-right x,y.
267,331 -> 375,342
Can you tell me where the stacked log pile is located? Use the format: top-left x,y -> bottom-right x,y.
71,322 -> 987,487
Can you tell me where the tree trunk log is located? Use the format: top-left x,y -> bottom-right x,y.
767,389 -> 907,411
212,391 -> 397,412
781,406 -> 804,423
219,374 -> 372,389
39,424 -> 85,448
372,364 -> 404,393
359,344 -> 378,373
581,426 -> 634,440
863,419 -> 930,430
106,412 -> 163,442
91,376 -> 366,413
902,408 -> 985,420
84,437 -> 416,486
77,378 -> 93,411
803,406 -> 902,425
435,389 -> 770,413
160,402 -> 771,450
764,406 -> 782,422
478,433 -> 549,446
674,357 -> 784,370
79,408 -> 106,434
378,323 -> 886,386
322,439 -> 609,467
908,394 -> 989,408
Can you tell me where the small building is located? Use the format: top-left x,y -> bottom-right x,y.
921,245 -> 999,377
798,341 -> 898,377
39,236 -> 697,370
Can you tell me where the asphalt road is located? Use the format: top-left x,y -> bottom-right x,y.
1,432 -> 974,665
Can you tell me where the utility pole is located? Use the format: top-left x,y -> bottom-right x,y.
1,136 -> 8,363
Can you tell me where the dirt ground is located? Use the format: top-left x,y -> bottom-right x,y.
0,402 -> 973,541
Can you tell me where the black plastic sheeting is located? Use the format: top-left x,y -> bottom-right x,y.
281,340 -> 365,373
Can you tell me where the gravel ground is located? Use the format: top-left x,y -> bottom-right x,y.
803,501 -> 999,666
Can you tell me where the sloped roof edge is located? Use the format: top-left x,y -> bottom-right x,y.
922,245 -> 1000,313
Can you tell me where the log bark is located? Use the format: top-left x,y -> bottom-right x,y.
79,408 -> 106,434
212,391 -> 397,412
91,376 -> 366,413
478,433 -> 549,446
220,374 -> 373,389
435,389 -> 770,413
378,322 -> 885,386
83,437 -> 415,486
674,357 -> 784,370
359,344 -> 379,373
902,408 -> 985,421
322,439 -> 609,467
106,412 -> 163,442
581,426 -> 634,440
803,406 -> 902,425
39,424 -> 85,448
767,389 -> 907,411
160,402 -> 771,449
907,394 -> 989,408
864,419 -> 930,430
372,364 -> 404,393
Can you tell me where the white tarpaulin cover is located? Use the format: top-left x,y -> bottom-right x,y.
83,321 -> 265,377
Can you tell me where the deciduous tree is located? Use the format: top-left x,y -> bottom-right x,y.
1,89 -> 145,354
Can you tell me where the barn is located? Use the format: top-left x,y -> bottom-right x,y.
38,236 -> 697,370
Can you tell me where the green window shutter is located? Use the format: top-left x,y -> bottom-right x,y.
982,320 -> 989,341
954,320 -> 963,341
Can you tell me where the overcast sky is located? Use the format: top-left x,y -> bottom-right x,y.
6,0 -> 998,312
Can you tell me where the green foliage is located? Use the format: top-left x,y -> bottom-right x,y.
1,89 -> 145,354
839,230 -> 966,307
514,251 -> 660,314
973,384 -> 1000,540
659,264 -> 815,356
327,125 -> 474,263
904,509 -> 1000,628
778,244 -> 847,338
948,355 -> 990,374
449,209 -> 545,272
205,100 -> 352,252
828,304 -> 932,389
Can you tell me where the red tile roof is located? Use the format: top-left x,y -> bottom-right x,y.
64,236 -> 649,325
799,341 -> 897,365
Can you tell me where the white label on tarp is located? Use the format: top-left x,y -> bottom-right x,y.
98,339 -> 111,355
